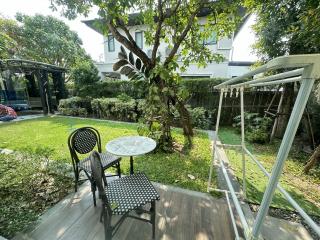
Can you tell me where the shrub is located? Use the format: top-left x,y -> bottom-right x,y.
182,77 -> 226,93
58,97 -> 92,117
58,96 -> 214,129
189,107 -> 212,129
233,112 -> 273,143
172,105 -> 212,129
71,60 -> 100,96
75,78 -> 226,100
58,107 -> 87,117
77,80 -> 148,99
0,152 -> 73,238
91,98 -> 138,122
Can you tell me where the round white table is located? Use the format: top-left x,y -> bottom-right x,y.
106,136 -> 156,175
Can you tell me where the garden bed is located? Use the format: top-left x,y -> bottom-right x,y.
0,152 -> 73,238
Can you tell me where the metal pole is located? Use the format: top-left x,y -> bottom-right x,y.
250,76 -> 301,87
252,78 -> 315,238
244,147 -> 320,236
207,88 -> 224,191
240,87 -> 246,199
225,190 -> 241,240
219,149 -> 250,239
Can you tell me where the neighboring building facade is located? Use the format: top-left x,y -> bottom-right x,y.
85,13 -> 253,80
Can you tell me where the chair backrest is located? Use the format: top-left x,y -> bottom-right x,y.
90,151 -> 112,213
68,127 -> 102,165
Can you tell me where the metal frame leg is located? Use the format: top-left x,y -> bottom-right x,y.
91,180 -> 97,207
252,78 -> 315,238
151,200 -> 156,239
208,88 -> 224,192
117,162 -> 121,178
74,176 -> 78,192
104,213 -> 112,240
74,169 -> 79,192
240,87 -> 247,199
130,156 -> 134,175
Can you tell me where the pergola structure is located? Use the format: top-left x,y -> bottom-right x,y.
0,59 -> 67,114
207,54 -> 320,239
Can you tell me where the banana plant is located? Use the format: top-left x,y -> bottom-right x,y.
113,46 -> 148,81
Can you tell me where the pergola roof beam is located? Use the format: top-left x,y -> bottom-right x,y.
215,54 -> 320,89
249,76 -> 302,87
0,59 -> 67,73
231,68 -> 303,88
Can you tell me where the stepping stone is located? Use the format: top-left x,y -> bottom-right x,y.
1,149 -> 14,155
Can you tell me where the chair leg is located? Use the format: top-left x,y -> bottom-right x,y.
117,162 -> 121,178
91,180 -> 97,207
103,211 -> 112,240
151,200 -> 156,239
74,170 -> 79,192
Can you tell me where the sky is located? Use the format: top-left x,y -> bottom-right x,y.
1,0 -> 258,62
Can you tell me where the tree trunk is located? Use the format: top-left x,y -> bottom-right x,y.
273,83 -> 295,138
176,99 -> 194,146
304,144 -> 320,174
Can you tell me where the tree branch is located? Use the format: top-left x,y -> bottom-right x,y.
116,18 -> 135,44
151,0 -> 164,65
107,20 -> 151,67
164,2 -> 205,66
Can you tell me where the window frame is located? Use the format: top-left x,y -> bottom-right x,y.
135,31 -> 143,49
108,35 -> 115,52
204,31 -> 217,45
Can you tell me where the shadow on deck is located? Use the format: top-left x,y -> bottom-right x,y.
14,181 -> 236,240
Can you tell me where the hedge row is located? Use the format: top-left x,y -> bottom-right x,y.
58,97 -> 213,129
76,78 -> 225,99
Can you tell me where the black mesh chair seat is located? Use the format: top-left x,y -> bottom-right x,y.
106,173 -> 160,215
79,152 -> 121,173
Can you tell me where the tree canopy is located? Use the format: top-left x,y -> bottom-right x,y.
0,14 -> 90,68
0,17 -> 19,59
245,0 -> 320,61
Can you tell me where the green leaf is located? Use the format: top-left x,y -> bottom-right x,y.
128,71 -> 136,79
120,66 -> 134,75
129,52 -> 135,65
113,59 -> 129,71
120,46 -> 127,59
118,52 -> 127,60
135,58 -> 142,70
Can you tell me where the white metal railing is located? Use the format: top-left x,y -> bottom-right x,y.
207,54 -> 320,239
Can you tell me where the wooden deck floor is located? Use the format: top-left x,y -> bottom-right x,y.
14,181 -> 235,240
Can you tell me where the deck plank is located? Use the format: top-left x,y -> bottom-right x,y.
15,182 -> 235,240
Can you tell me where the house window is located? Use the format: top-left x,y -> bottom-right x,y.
135,31 -> 143,49
108,35 -> 115,52
204,31 -> 217,45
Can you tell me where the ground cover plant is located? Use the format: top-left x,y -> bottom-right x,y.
0,152 -> 73,238
219,127 -> 320,216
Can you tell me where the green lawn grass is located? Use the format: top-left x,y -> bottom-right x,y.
219,127 -> 320,216
0,115 -> 216,192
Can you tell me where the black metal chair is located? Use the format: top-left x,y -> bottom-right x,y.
68,127 -> 121,206
90,151 -> 159,240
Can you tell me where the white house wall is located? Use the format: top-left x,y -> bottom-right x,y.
98,18 -> 239,79
227,65 -> 252,78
